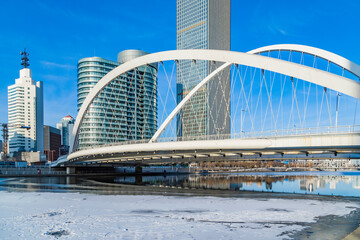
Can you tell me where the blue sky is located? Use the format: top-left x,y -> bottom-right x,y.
0,0 -> 359,127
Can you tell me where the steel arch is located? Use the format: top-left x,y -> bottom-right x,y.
71,49 -> 360,152
248,44 -> 360,78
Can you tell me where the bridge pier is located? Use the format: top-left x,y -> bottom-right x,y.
135,175 -> 143,184
66,167 -> 76,174
66,176 -> 76,185
135,166 -> 142,174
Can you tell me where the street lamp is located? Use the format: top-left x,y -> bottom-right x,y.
215,127 -> 224,139
335,92 -> 341,129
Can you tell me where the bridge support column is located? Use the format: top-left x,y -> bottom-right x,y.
66,176 -> 76,185
135,166 -> 143,184
66,167 -> 76,175
135,166 -> 142,174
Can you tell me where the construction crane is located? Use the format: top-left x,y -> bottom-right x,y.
1,123 -> 31,160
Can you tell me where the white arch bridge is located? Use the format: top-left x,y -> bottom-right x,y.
59,44 -> 360,167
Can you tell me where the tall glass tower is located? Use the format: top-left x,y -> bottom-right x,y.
77,50 -> 157,150
176,0 -> 231,138
56,115 -> 75,154
77,57 -> 121,148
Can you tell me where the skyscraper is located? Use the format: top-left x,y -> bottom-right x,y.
117,50 -> 158,142
8,50 -> 44,155
176,0 -> 231,138
76,50 -> 157,150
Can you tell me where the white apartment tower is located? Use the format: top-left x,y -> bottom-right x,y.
8,50 -> 44,155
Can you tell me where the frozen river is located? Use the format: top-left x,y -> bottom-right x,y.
0,172 -> 359,239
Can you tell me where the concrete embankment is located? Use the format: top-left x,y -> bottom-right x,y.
0,167 -> 65,177
0,166 -> 192,178
343,226 -> 360,240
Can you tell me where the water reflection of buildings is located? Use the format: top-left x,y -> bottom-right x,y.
300,178 -> 325,192
186,175 -> 281,190
117,174 -> 360,193
300,175 -> 355,192
353,176 -> 360,189
3,174 -> 360,196
114,174 -> 292,191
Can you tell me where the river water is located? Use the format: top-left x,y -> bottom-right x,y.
1,171 -> 360,197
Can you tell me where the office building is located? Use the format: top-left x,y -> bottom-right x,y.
43,125 -> 61,161
77,50 -> 157,149
176,0 -> 231,137
8,50 -> 44,155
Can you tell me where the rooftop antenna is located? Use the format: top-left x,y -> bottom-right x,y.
20,48 -> 29,68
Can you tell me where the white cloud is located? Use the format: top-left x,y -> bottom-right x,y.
40,61 -> 75,70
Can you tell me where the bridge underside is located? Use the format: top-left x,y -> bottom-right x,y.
64,152 -> 360,167
67,133 -> 360,166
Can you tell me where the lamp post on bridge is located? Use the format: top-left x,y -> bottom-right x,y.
215,127 -> 224,139
335,92 -> 341,129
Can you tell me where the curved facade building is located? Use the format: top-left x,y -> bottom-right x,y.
77,50 -> 157,149
117,50 -> 158,142
78,57 -> 120,111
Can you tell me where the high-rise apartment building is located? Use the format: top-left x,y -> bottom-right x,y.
77,50 -> 157,150
8,50 -> 44,155
176,0 -> 231,137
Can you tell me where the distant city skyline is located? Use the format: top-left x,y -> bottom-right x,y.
1,0 -> 360,127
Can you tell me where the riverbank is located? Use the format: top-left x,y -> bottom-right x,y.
2,166 -> 359,178
0,166 -> 191,178
198,167 -> 360,173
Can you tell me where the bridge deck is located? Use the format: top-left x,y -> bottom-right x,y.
66,133 -> 360,165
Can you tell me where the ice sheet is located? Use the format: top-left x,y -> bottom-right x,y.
0,192 -> 358,239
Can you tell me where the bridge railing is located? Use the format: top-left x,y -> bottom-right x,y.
157,125 -> 360,142
75,125 -> 360,152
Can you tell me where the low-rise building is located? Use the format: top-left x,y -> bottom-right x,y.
19,151 -> 46,164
